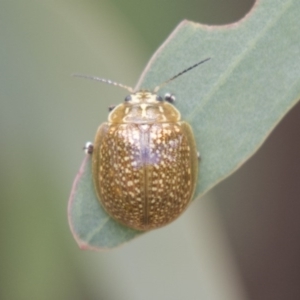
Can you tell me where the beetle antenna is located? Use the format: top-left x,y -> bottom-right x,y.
153,57 -> 211,93
72,74 -> 134,93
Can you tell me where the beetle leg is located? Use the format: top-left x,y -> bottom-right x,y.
197,151 -> 201,161
83,142 -> 94,155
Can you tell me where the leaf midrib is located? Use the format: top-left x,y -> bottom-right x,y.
186,0 -> 293,122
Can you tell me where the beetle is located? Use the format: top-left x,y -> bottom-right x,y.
75,58 -> 210,231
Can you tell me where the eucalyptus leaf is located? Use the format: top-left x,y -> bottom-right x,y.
68,0 -> 300,250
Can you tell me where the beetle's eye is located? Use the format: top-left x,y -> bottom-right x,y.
156,95 -> 163,101
164,93 -> 176,104
124,95 -> 132,102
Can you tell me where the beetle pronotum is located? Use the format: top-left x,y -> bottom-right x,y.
75,58 -> 210,231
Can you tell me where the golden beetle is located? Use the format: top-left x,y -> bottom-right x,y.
76,58 -> 210,231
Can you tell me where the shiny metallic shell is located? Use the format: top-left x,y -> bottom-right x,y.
92,91 -> 198,231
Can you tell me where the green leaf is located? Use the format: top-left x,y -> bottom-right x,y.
68,0 -> 300,250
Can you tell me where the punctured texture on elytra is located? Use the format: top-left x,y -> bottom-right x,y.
92,91 -> 198,231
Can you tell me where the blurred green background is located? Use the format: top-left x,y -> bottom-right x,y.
2,0 -> 300,299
